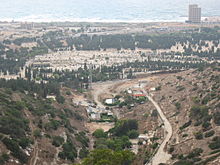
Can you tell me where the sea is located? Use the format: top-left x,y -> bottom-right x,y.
0,0 -> 219,22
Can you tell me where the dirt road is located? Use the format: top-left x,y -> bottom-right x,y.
24,110 -> 40,165
91,78 -> 173,165
85,81 -> 125,134
144,91 -> 172,165
91,80 -> 126,108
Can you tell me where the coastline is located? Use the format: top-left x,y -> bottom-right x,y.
0,17 -> 188,23
0,16 -> 219,24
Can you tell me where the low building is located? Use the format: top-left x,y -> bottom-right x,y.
86,107 -> 93,113
127,89 -> 133,94
90,113 -> 101,120
107,112 -> 114,116
46,95 -> 56,101
105,98 -> 116,105
138,134 -> 148,140
150,87 -> 156,91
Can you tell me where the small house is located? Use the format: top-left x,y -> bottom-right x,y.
46,95 -> 56,101
105,98 -> 116,105
90,113 -> 101,120
150,87 -> 156,91
107,112 -> 114,116
138,134 -> 148,140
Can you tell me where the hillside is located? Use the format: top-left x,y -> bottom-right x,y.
0,64 -> 220,165
146,64 -> 220,164
0,84 -> 89,165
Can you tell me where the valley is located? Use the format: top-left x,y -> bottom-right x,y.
0,22 -> 219,165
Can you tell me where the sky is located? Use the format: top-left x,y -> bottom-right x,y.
0,0 -> 218,22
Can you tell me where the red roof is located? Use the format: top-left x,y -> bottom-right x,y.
133,94 -> 146,97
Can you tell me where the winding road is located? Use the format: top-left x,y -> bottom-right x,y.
143,89 -> 173,165
91,79 -> 173,165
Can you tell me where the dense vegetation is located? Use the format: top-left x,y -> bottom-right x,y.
0,79 -> 87,164
0,78 -> 62,101
76,149 -> 135,165
109,119 -> 138,137
0,38 -> 48,74
75,119 -> 138,165
28,58 -> 206,92
63,27 -> 220,58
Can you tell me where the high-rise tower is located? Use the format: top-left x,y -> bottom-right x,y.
188,4 -> 201,23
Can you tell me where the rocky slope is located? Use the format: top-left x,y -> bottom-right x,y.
0,87 -> 89,165
146,64 -> 220,165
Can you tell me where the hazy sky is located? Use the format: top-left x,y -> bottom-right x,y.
0,0 -> 219,21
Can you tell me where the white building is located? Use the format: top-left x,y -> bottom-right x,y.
46,95 -> 56,101
105,98 -> 115,105
90,113 -> 101,120
138,134 -> 148,140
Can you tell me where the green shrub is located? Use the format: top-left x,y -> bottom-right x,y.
18,137 -> 32,149
202,95 -> 211,105
209,136 -> 220,150
177,76 -> 183,80
56,95 -> 65,104
52,136 -> 64,147
79,147 -> 89,159
151,143 -> 159,149
44,119 -> 61,130
0,153 -> 9,165
194,120 -> 202,126
66,91 -> 71,95
2,138 -> 28,164
190,105 -> 209,119
92,129 -> 107,138
169,147 -> 175,153
155,86 -> 161,91
180,121 -> 192,130
205,130 -> 215,138
213,112 -> 220,125
192,97 -> 200,104
58,139 -> 77,162
109,119 -> 138,137
78,149 -> 135,165
96,136 -> 132,151
72,111 -> 84,121
151,109 -> 158,117
194,131 -> 203,140
202,122 -> 211,129
175,102 -> 181,110
33,129 -> 41,138
187,148 -> 203,159
76,132 -> 89,148
182,134 -> 188,137
127,130 -> 139,139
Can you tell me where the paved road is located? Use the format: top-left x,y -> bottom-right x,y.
143,90 -> 172,165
